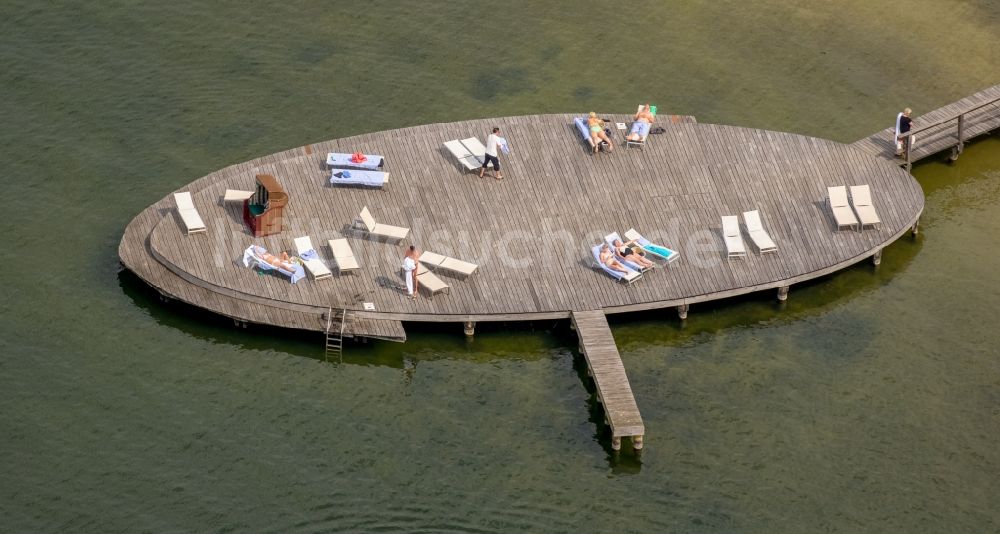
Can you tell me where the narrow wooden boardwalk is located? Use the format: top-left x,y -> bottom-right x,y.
851,83 -> 1000,165
571,310 -> 644,451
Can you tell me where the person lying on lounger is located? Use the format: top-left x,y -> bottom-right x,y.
613,238 -> 655,269
587,112 -> 614,152
627,104 -> 655,141
253,245 -> 297,271
600,244 -> 631,274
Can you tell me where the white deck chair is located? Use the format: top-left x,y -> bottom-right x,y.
223,189 -> 253,202
293,236 -> 332,281
173,192 -> 206,235
743,210 -> 778,254
356,206 -> 409,242
416,262 -> 450,297
328,238 -> 359,274
827,186 -> 860,231
461,137 -> 492,168
722,215 -> 747,259
850,185 -> 882,230
418,251 -> 478,278
444,140 -> 483,172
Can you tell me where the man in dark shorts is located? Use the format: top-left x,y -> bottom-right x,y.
895,107 -> 914,156
478,127 -> 504,180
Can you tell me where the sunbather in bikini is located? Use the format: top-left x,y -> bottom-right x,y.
613,239 -> 655,269
627,104 -> 655,141
253,246 -> 297,271
600,244 -> 630,274
587,112 -> 614,152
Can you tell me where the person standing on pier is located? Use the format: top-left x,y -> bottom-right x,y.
895,107 -> 914,156
402,245 -> 420,300
479,127 -> 505,181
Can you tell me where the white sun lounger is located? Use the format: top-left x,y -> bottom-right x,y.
604,232 -> 652,272
293,236 -> 332,281
590,244 -> 642,284
328,238 -> 359,274
355,206 -> 409,242
444,139 -> 490,172
850,185 -> 881,230
173,191 -> 206,235
223,189 -> 254,202
418,251 -> 479,278
461,137 -> 490,166
743,210 -> 778,254
722,215 -> 747,259
416,262 -> 450,297
329,169 -> 389,188
828,186 -> 860,231
623,228 -> 680,264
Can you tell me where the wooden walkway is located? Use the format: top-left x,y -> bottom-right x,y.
120,113 -> 924,332
117,105 -> 943,453
571,310 -> 644,451
851,83 -> 1000,167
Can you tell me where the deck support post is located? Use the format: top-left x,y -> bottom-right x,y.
873,249 -> 883,266
632,435 -> 644,450
777,286 -> 789,301
904,135 -> 913,172
158,292 -> 170,303
676,304 -> 689,320
463,321 -> 475,337
911,217 -> 920,237
950,114 -> 965,162
611,436 -> 622,451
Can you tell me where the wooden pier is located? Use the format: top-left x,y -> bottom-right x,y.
851,83 -> 1000,170
120,95 -> 959,451
572,310 -> 644,451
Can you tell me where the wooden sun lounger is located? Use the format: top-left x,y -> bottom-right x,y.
293,236 -> 332,281
173,191 -> 206,235
418,251 -> 479,278
722,215 -> 747,259
223,189 -> 254,202
850,185 -> 881,230
828,186 -> 860,231
743,210 -> 778,254
416,262 -> 450,297
328,238 -> 359,274
356,206 -> 409,242
444,139 -> 490,172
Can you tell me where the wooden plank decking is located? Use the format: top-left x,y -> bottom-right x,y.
121,113 -> 924,332
572,310 -> 644,450
851,83 -> 1000,165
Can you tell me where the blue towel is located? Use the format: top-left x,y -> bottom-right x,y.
300,249 -> 317,261
329,169 -> 388,187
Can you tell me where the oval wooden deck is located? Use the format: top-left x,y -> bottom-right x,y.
120,113 -> 924,332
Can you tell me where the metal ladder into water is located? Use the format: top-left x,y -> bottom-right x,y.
324,307 -> 349,361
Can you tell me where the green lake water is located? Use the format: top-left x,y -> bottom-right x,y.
2,1 -> 999,531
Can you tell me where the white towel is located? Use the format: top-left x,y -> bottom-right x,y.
402,257 -> 416,295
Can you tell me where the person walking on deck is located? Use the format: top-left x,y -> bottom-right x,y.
895,108 -> 914,156
402,245 -> 420,300
479,127 -> 505,180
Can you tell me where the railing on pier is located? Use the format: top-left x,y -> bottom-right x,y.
898,91 -> 1000,170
